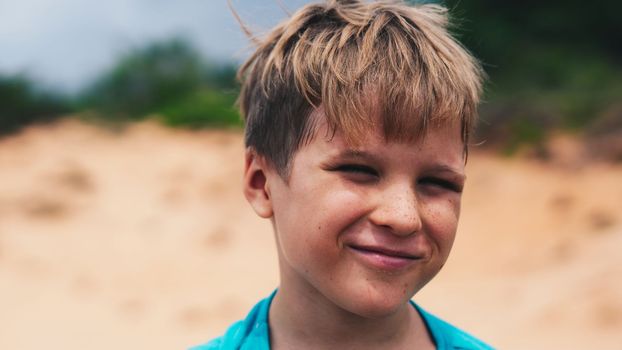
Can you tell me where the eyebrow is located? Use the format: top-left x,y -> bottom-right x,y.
429,164 -> 467,181
334,149 -> 376,160
330,149 -> 386,166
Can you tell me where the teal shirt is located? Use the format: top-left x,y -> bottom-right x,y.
192,291 -> 493,350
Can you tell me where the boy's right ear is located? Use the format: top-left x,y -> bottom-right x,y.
243,149 -> 274,218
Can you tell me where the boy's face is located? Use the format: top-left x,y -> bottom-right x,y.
246,114 -> 466,318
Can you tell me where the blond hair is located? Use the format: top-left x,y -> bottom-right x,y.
237,0 -> 484,176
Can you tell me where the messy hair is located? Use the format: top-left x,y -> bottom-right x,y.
236,0 -> 484,177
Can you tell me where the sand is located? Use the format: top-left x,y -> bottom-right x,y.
0,119 -> 620,349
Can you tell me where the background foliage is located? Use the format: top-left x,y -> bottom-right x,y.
442,0 -> 622,152
80,39 -> 241,128
0,75 -> 72,135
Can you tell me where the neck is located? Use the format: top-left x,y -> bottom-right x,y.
268,275 -> 432,350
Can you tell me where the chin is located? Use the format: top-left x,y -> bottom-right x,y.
338,287 -> 413,319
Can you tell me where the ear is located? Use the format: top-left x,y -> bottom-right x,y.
243,148 -> 274,218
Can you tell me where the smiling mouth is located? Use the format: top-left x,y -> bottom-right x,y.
347,244 -> 422,271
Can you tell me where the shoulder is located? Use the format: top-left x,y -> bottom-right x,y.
189,319 -> 243,350
189,292 -> 275,350
414,304 -> 495,350
189,320 -> 247,350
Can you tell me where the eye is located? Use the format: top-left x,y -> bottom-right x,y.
332,164 -> 379,182
419,177 -> 463,193
336,164 -> 378,175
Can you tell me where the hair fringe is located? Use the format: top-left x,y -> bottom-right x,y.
236,0 -> 485,175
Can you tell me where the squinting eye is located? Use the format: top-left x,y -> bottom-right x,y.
419,177 -> 462,193
335,164 -> 379,177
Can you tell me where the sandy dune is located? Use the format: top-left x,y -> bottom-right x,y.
0,119 -> 620,349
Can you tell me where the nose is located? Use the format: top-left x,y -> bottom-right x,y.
368,184 -> 422,236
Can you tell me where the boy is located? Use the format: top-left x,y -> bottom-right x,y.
195,0 -> 490,348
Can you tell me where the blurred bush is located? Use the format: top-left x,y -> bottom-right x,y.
81,39 -> 204,118
158,88 -> 241,128
442,0 -> 622,152
80,38 -> 240,128
0,38 -> 240,135
0,74 -> 73,135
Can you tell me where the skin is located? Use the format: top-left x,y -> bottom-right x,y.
244,114 -> 466,350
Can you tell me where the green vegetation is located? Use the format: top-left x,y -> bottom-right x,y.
157,88 -> 241,128
442,0 -> 622,151
80,38 -> 240,128
0,38 -> 241,135
0,74 -> 72,135
81,39 -> 204,118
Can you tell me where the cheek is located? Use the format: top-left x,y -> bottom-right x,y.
288,180 -> 368,229
424,197 -> 461,248
277,188 -> 370,270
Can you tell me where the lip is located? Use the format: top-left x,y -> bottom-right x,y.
346,244 -> 422,271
